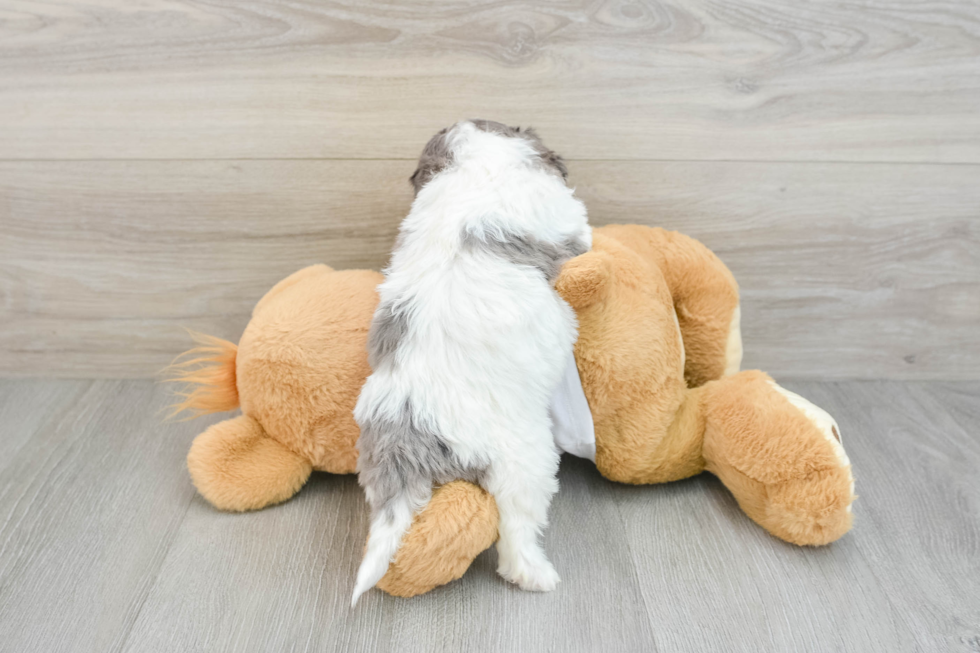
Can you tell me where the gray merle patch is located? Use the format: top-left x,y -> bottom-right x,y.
367,300 -> 410,368
357,400 -> 486,520
470,119 -> 568,181
409,127 -> 454,195
410,120 -> 570,195
463,230 -> 589,282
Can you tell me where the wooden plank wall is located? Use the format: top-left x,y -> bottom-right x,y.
1,0 -> 978,379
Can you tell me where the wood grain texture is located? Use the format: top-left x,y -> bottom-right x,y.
617,379 -> 980,652
0,379 -> 227,653
0,379 -> 978,652
0,159 -> 412,377
2,160 -> 977,379
121,445 -> 658,653
788,380 -> 980,653
575,161 -> 980,380
1,0 -> 979,162
2,0 -> 977,647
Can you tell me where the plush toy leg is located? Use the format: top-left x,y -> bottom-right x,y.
701,371 -> 855,545
187,415 -> 313,512
596,225 -> 741,386
376,481 -> 499,597
594,383 -> 709,486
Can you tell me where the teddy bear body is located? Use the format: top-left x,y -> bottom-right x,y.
176,225 -> 854,598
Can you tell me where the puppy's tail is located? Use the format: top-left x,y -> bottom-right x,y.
351,485 -> 430,607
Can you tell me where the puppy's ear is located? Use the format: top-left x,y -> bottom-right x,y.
542,150 -> 568,180
555,251 -> 612,310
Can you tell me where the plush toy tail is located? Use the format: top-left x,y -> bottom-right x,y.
165,331 -> 240,418
351,490 -> 424,607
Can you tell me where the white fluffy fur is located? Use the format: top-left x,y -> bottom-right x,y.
351,122 -> 591,605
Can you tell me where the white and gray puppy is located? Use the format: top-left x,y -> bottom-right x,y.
351,119 -> 591,605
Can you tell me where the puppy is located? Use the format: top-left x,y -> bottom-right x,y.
351,120 -> 591,605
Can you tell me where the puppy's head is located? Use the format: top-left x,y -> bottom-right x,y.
409,127 -> 453,196
409,120 -> 568,195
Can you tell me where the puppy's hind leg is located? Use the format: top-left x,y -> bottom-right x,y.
486,435 -> 562,592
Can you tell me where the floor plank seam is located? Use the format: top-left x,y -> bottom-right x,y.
0,381 -> 93,482
610,495 -> 662,653
0,381 -> 100,562
112,495 -> 196,653
848,536 -> 927,648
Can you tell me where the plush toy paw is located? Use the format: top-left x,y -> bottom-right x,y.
498,550 -> 561,592
702,371 -> 855,546
763,380 -> 855,544
187,415 -> 313,512
764,380 -> 851,488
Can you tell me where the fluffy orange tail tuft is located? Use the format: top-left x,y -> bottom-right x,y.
165,331 -> 240,418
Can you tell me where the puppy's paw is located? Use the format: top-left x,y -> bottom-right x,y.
498,554 -> 561,592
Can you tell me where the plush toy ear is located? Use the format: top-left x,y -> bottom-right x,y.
555,250 -> 612,310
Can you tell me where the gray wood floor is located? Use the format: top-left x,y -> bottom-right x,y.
0,378 -> 977,653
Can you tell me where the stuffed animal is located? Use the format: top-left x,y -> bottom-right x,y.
170,225 -> 855,597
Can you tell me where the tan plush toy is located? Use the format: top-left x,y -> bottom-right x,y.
171,225 -> 855,597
